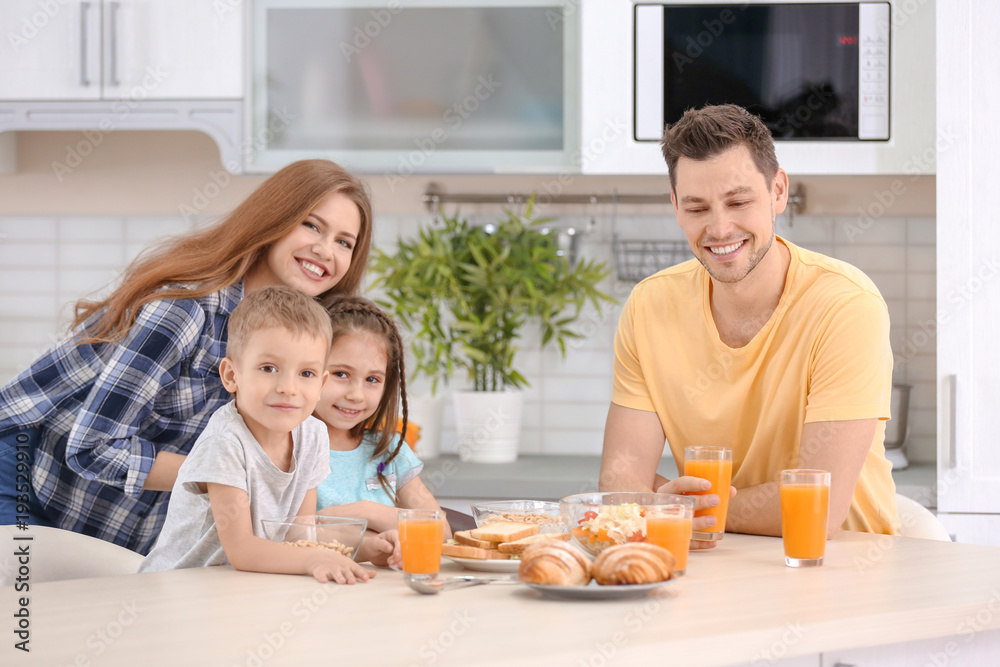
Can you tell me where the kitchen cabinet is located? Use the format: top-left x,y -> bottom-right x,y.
822,633 -> 1000,667
0,0 -> 245,171
247,0 -> 579,173
935,0 -> 1000,545
0,1 -> 100,100
0,0 -> 243,100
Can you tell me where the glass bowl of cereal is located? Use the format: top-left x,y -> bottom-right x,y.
261,515 -> 368,561
470,500 -> 565,534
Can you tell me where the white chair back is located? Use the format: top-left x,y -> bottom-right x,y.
895,494 -> 951,541
1,524 -> 144,586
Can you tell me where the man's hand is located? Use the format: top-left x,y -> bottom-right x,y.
599,404 -> 667,491
655,476 -> 738,551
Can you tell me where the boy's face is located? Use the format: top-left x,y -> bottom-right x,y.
220,326 -> 329,445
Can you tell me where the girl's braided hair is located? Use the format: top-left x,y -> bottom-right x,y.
324,294 -> 408,505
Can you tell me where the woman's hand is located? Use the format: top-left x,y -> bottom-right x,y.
655,476 -> 738,551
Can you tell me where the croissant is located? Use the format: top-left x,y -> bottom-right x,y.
591,542 -> 675,585
518,540 -> 592,586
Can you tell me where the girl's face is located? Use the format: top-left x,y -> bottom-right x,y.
245,192 -> 362,297
314,332 -> 389,432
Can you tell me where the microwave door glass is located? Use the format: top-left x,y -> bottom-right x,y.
659,4 -> 861,140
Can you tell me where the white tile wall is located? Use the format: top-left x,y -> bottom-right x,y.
412,212 -> 939,463
0,213 -> 938,463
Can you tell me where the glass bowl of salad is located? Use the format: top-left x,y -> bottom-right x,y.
560,492 -> 691,557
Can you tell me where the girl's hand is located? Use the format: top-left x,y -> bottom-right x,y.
357,529 -> 400,567
308,552 -> 375,584
381,529 -> 402,570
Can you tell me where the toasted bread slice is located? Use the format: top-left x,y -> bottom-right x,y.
469,521 -> 540,544
453,530 -> 494,550
441,543 -> 511,560
497,532 -> 572,555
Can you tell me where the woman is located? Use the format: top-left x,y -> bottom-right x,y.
0,160 -> 373,554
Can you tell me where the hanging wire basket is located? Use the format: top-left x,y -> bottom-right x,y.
613,239 -> 694,282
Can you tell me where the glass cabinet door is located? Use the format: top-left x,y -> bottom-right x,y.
250,0 -> 578,173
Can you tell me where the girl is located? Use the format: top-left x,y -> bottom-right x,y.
314,296 -> 451,538
0,160 -> 372,554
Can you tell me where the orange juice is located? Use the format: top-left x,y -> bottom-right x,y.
399,519 -> 444,574
781,483 -> 830,560
645,515 -> 693,572
684,458 -> 733,535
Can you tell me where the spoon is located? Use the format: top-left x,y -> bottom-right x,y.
404,573 -> 518,595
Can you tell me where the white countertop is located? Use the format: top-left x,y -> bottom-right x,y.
26,532 -> 1000,666
421,454 -> 938,507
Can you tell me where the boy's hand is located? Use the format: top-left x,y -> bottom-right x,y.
308,551 -> 375,584
359,529 -> 401,568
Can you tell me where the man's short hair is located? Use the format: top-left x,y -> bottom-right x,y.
662,104 -> 779,192
227,286 -> 333,360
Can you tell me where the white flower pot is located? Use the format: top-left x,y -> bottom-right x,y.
406,393 -> 446,460
452,390 -> 524,464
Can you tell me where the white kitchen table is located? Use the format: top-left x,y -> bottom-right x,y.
14,532 -> 1000,666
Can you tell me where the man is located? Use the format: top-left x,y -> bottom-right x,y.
600,104 -> 898,538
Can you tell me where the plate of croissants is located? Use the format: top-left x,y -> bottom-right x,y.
517,540 -> 676,600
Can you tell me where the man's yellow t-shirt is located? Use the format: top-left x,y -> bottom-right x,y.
612,237 -> 899,534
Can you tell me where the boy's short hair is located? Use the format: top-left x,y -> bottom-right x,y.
227,286 -> 333,360
662,104 -> 779,192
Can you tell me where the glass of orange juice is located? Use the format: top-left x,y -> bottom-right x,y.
780,469 -> 831,567
398,509 -> 445,576
644,496 -> 695,575
684,446 -> 733,541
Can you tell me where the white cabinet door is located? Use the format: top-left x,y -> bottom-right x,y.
725,656 -> 819,667
936,0 -> 1000,515
103,0 -> 243,100
248,0 -> 577,173
0,0 -> 242,102
822,630 -> 1000,667
937,513 -> 1000,547
0,1 -> 101,99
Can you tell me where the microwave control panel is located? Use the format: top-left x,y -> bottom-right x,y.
858,2 -> 891,140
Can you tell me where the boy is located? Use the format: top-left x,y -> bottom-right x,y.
141,286 -> 399,582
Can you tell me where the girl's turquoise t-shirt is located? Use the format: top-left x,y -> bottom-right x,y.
316,432 -> 424,510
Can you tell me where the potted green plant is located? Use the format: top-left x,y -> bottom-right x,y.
370,198 -> 615,463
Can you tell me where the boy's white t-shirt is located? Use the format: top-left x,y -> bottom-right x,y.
139,400 -> 330,572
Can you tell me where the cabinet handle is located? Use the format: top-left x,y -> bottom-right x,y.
109,2 -> 121,87
79,1 -> 91,87
940,374 -> 957,470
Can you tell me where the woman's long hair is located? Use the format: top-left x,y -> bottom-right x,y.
72,160 -> 373,344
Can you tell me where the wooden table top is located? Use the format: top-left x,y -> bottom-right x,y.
21,531 -> 1000,666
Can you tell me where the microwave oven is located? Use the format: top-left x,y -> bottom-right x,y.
578,0 -> 935,176
634,2 -> 890,142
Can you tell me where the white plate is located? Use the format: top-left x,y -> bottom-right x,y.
444,556 -> 521,573
522,579 -> 673,600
